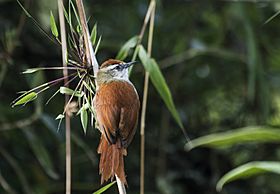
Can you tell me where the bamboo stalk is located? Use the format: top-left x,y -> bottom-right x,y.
75,0 -> 99,76
140,1 -> 156,194
116,175 -> 126,194
138,0 -> 156,45
58,1 -> 71,194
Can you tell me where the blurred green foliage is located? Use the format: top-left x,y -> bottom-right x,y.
1,0 -> 280,194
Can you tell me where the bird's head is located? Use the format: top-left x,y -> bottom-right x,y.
96,59 -> 137,85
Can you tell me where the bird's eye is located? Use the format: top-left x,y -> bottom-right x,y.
115,65 -> 122,71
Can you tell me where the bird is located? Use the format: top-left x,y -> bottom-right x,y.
94,59 -> 140,185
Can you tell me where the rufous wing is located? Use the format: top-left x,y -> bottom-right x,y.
95,81 -> 140,147
118,105 -> 139,148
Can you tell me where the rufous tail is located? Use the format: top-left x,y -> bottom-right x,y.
97,136 -> 127,185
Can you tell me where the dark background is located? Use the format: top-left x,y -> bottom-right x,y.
1,0 -> 280,194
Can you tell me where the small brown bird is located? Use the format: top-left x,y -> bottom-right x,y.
94,59 -> 140,185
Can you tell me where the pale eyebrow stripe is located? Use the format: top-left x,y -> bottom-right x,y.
104,64 -> 118,70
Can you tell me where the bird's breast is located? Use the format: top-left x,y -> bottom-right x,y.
95,80 -> 139,107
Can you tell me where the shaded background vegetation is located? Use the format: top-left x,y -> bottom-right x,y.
1,0 -> 280,193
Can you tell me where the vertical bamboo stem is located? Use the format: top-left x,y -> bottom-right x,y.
58,1 -> 71,194
75,0 -> 99,76
140,1 -> 155,194
116,175 -> 126,194
140,72 -> 148,194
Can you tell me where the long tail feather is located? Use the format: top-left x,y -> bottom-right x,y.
97,136 -> 127,185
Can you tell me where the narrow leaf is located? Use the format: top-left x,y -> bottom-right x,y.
63,5 -> 70,24
70,1 -> 81,30
95,35 -> 102,53
17,0 -> 58,44
216,161 -> 280,191
50,11 -> 59,38
82,81 -> 94,94
81,106 -> 88,134
60,86 -> 74,94
185,126 -> 280,151
59,86 -> 83,97
138,45 -> 184,129
90,23 -> 97,45
12,92 -> 37,107
116,36 -> 138,60
93,181 -> 116,194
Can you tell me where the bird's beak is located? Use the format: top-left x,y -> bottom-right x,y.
123,61 -> 138,69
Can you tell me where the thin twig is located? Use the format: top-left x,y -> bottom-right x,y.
138,0 -> 155,45
58,1 -> 71,194
140,1 -> 155,194
16,0 -> 30,36
130,0 -> 155,63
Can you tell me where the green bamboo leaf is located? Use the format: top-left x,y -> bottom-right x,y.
12,92 -> 37,107
81,105 -> 88,134
138,45 -> 149,65
60,86 -> 74,94
70,0 -> 81,29
68,0 -> 72,26
50,11 -> 59,38
185,126 -> 280,151
95,35 -> 102,54
76,102 -> 89,115
24,130 -> 59,180
138,45 -> 183,129
63,6 -> 70,24
116,36 -> 138,60
216,161 -> 280,192
17,0 -> 57,44
93,181 -> 116,194
82,81 -> 94,94
90,23 -> 97,45
59,86 -> 83,97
